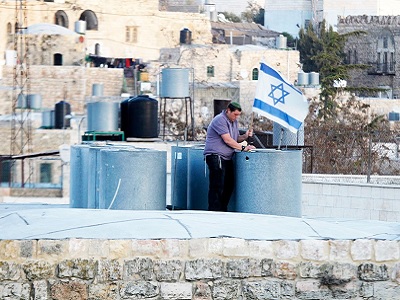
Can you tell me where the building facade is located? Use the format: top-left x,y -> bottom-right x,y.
264,0 -> 400,37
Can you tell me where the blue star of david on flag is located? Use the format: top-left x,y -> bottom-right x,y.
268,83 -> 289,105
252,62 -> 309,133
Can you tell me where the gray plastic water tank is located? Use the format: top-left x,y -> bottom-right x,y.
187,146 -> 209,210
297,71 -> 309,86
92,83 -> 104,96
309,72 -> 320,85
87,145 -> 104,209
160,68 -> 190,98
87,101 -> 119,132
235,149 -> 302,217
170,145 -> 192,210
41,110 -> 55,129
70,144 -> 90,208
98,148 -> 166,210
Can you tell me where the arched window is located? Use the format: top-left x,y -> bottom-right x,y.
54,53 -> 63,66
252,68 -> 259,80
7,22 -> 12,34
207,66 -> 214,77
79,10 -> 98,30
55,10 -> 69,28
95,43 -> 100,56
15,22 -> 19,33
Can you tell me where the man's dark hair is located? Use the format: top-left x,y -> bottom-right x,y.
228,102 -> 242,112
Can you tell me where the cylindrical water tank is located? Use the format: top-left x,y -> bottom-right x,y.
276,35 -> 287,49
273,122 -> 304,146
87,101 -> 119,132
297,71 -> 309,86
27,94 -> 42,110
121,95 -> 158,139
16,94 -> 26,108
41,110 -> 55,129
5,50 -> 17,66
54,101 -> 71,129
75,20 -> 86,34
187,146 -> 209,210
213,99 -> 231,117
92,83 -> 104,96
309,72 -> 320,85
98,148 -> 166,210
180,28 -> 192,44
70,144 -> 90,208
235,150 -> 302,217
160,68 -> 190,98
170,145 -> 193,210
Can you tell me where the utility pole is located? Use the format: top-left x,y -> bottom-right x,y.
12,0 -> 32,187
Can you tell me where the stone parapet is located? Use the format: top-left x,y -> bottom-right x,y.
0,238 -> 399,299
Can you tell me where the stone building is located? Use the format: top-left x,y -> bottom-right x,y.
337,15 -> 400,99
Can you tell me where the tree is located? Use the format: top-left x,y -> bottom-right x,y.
221,11 -> 241,23
241,1 -> 264,25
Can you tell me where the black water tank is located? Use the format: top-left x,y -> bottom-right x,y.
54,101 -> 71,129
121,95 -> 158,139
180,28 -> 192,44
213,99 -> 231,117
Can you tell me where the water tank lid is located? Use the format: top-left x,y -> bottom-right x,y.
130,95 -> 157,102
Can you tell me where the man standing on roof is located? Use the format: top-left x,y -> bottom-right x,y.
204,102 -> 255,212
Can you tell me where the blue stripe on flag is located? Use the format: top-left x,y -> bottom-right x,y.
253,98 -> 303,130
260,62 -> 302,95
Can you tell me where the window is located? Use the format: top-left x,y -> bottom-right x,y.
125,26 -> 138,43
390,52 -> 394,71
40,163 -> 52,183
6,22 -> 12,34
304,19 -> 311,29
95,43 -> 100,55
383,37 -> 388,48
207,66 -> 214,77
79,10 -> 98,30
0,161 -> 11,183
252,68 -> 259,80
54,53 -> 63,66
55,10 -> 69,28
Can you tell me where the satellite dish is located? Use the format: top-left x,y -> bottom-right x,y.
240,70 -> 249,79
59,144 -> 70,163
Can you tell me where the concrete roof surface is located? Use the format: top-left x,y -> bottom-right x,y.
1,203 -> 399,240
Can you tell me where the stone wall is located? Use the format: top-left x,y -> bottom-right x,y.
0,238 -> 399,299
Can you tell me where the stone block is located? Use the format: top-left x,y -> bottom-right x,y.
373,281 -> 400,299
88,282 -> 119,300
123,258 -> 154,281
225,258 -> 262,278
242,279 -> 281,299
189,238 -> 209,258
298,262 -> 323,278
319,263 -> 357,285
50,280 -> 88,300
273,261 -> 297,280
211,279 -> 241,300
32,280 -> 49,300
160,282 -> 192,299
375,240 -> 400,262
23,260 -> 54,281
161,239 -> 188,259
351,239 -> 373,261
109,240 -> 132,259
300,240 -> 329,261
20,240 -> 36,259
97,259 -> 122,282
0,261 -> 21,281
359,282 -> 374,298
295,279 -> 332,299
37,240 -> 67,260
57,259 -> 97,280
329,240 -> 351,261
132,240 -> 162,257
358,263 -> 389,281
185,259 -> 223,281
248,240 -> 274,258
88,240 -> 110,258
193,281 -> 212,300
68,239 -> 89,259
222,238 -> 249,257
0,282 -> 30,299
208,238 -> 224,257
119,281 -> 159,299
154,260 -> 183,282
261,258 -> 274,277
0,240 -> 21,259
274,240 -> 299,260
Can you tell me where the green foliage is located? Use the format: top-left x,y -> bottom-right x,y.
221,11 -> 241,23
281,32 -> 296,48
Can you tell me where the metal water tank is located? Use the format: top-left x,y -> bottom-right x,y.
74,20 -> 86,34
297,71 -> 309,86
273,122 -> 304,146
5,50 -> 17,66
54,101 -> 71,129
160,68 -> 190,98
98,148 -> 166,210
27,94 -> 42,110
16,94 -> 27,108
70,144 -> 90,208
276,35 -> 287,49
41,110 -> 55,129
180,28 -> 192,44
309,72 -> 320,85
87,101 -> 119,132
213,99 -> 231,117
121,95 -> 158,139
235,150 -> 302,217
92,83 -> 104,96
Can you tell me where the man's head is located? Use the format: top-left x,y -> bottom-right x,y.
226,102 -> 242,122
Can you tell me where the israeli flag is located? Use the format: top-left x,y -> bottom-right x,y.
253,62 -> 309,133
